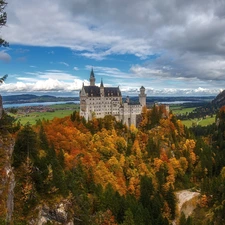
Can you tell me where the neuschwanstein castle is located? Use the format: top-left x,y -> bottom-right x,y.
79,69 -> 146,126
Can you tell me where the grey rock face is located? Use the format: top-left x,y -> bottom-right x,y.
0,131 -> 15,223
34,201 -> 74,225
0,95 -> 2,119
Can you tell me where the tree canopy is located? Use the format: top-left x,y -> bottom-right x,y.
0,74 -> 7,84
0,1 -> 8,84
0,0 -> 8,47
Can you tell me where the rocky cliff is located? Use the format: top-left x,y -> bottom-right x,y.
0,95 -> 3,119
32,201 -> 74,225
0,130 -> 15,224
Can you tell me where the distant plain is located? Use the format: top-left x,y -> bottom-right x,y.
8,103 -> 79,125
5,103 -> 216,128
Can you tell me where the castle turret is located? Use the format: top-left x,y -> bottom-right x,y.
139,86 -> 146,107
79,83 -> 88,120
126,96 -> 130,103
80,82 -> 86,96
90,68 -> 95,86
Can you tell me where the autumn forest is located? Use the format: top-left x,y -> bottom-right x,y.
1,104 -> 225,224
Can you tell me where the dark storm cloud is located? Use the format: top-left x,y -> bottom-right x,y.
56,0 -> 225,81
2,0 -> 225,84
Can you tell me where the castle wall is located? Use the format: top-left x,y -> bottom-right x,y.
80,92 -> 144,127
81,95 -> 121,121
119,103 -> 142,127
122,114 -> 137,127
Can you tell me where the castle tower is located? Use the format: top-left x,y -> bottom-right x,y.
139,86 -> 146,107
100,79 -> 104,96
90,68 -> 95,86
79,83 -> 88,120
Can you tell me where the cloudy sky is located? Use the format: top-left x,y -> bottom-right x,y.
1,0 -> 225,96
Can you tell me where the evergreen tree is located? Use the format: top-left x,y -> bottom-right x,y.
0,74 -> 7,83
165,185 -> 176,220
0,0 -> 8,83
146,137 -> 159,158
65,163 -> 92,224
133,203 -> 145,225
122,208 -> 135,225
38,124 -> 49,150
150,104 -> 161,128
0,110 -> 17,132
13,123 -> 38,167
139,176 -> 154,210
186,216 -> 193,225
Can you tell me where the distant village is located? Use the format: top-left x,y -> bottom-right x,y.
5,104 -> 77,117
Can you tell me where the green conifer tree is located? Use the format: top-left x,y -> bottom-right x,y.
122,209 -> 135,225
13,123 -> 38,167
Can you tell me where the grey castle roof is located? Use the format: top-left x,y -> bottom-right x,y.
83,86 -> 121,97
119,102 -> 141,108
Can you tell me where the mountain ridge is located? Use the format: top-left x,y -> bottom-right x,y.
212,90 -> 225,108
2,94 -> 215,105
2,94 -> 78,104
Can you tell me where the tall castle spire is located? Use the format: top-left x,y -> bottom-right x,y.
100,78 -> 104,96
90,68 -> 95,86
100,78 -> 104,88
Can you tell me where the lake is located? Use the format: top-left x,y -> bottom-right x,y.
3,100 -> 201,109
158,101 -> 195,105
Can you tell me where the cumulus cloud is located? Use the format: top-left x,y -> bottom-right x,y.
0,68 -> 86,94
118,86 -> 220,97
0,78 -> 219,96
0,78 -> 84,94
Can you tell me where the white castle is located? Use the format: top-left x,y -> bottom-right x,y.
79,69 -> 147,126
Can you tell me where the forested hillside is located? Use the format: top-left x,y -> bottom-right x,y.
1,104 -> 225,224
212,90 -> 225,108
